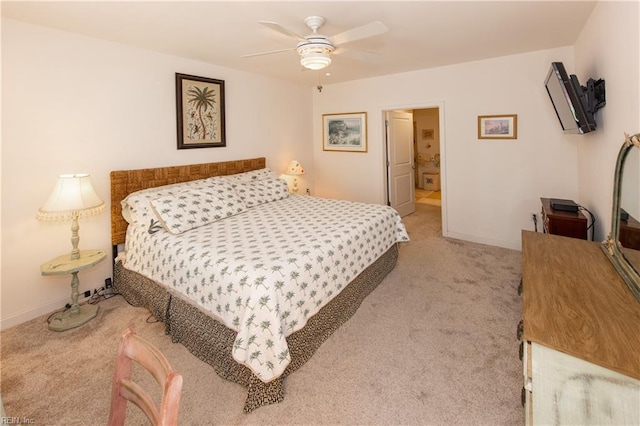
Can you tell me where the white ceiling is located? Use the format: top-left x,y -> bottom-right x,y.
1,1 -> 597,86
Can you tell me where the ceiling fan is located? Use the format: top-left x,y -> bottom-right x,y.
242,16 -> 388,71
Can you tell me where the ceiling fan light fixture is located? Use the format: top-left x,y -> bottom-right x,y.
297,41 -> 334,70
300,52 -> 332,70
247,16 -> 387,72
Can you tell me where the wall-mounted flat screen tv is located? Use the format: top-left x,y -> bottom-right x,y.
544,62 -> 605,135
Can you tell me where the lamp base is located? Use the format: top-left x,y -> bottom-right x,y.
48,304 -> 99,332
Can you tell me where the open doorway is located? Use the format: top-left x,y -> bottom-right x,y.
384,103 -> 445,236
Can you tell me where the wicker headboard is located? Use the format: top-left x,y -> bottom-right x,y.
110,157 -> 266,246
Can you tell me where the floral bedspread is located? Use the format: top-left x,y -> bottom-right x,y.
123,194 -> 409,382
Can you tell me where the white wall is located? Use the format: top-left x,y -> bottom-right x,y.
1,18 -> 314,328
574,1 -> 640,241
313,47 -> 581,250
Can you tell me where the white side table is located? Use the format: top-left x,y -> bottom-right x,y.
41,249 -> 107,331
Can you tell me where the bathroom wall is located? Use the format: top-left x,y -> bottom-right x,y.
414,108 -> 440,188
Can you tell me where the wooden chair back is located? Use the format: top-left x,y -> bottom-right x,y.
108,328 -> 183,425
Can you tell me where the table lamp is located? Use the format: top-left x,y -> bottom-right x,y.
37,174 -> 105,259
37,174 -> 106,331
285,160 -> 305,193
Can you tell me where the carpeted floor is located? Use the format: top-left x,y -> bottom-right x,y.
0,203 -> 524,425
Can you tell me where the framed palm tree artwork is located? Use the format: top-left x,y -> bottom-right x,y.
176,73 -> 226,149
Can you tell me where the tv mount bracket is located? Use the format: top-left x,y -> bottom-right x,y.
584,78 -> 606,114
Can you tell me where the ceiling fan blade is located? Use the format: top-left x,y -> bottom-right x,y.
241,48 -> 296,58
259,21 -> 306,40
334,48 -> 379,61
330,21 -> 388,46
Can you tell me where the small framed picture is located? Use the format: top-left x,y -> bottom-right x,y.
422,129 -> 434,140
176,73 -> 226,149
478,114 -> 517,139
322,112 -> 368,152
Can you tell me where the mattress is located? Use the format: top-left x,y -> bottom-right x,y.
122,190 -> 409,382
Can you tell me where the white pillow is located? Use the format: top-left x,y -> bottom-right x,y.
121,176 -> 227,225
121,169 -> 278,224
223,168 -> 278,183
150,188 -> 246,234
229,178 -> 290,208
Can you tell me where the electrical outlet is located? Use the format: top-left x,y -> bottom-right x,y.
105,277 -> 114,295
82,290 -> 91,298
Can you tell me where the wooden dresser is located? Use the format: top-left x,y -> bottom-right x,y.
521,231 -> 640,425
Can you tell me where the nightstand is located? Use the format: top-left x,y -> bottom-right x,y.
540,197 -> 587,240
41,249 -> 107,331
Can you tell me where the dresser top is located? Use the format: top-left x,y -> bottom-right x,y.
522,230 -> 640,380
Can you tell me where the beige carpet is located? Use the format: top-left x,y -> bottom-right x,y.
0,203 -> 523,425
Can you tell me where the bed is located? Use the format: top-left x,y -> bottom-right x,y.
110,157 -> 409,412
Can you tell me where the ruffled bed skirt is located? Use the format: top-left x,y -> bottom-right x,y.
114,243 -> 398,412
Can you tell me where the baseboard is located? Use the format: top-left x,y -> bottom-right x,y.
443,230 -> 521,251
0,295 -> 70,331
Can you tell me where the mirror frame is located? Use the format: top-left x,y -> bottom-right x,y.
602,132 -> 640,302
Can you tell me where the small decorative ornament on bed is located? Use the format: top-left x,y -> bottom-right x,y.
175,73 -> 226,149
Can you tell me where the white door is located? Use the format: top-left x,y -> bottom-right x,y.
386,110 -> 415,217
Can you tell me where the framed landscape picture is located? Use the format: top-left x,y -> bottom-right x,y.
422,129 -> 434,140
322,112 -> 368,152
176,73 -> 226,149
478,114 -> 517,139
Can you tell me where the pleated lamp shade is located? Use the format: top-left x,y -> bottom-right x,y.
37,174 -> 105,222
